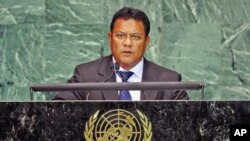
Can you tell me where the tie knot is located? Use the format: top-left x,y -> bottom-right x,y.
117,71 -> 134,82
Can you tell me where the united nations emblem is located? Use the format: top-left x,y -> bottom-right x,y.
84,109 -> 152,141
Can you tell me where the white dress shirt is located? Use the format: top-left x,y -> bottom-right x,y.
112,57 -> 143,101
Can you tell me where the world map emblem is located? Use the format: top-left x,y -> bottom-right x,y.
84,109 -> 152,141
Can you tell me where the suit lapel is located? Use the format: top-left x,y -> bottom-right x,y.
141,59 -> 159,100
97,55 -> 119,100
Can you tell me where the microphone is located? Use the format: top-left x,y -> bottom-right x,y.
86,62 -> 120,100
114,62 -> 120,72
103,62 -> 120,82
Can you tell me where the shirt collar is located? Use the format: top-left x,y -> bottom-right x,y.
112,57 -> 144,79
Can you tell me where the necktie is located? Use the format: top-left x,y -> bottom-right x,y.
116,71 -> 134,100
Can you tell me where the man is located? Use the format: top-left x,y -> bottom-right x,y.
54,7 -> 188,100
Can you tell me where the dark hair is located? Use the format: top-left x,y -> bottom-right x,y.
110,7 -> 150,36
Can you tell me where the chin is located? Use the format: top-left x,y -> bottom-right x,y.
120,62 -> 136,69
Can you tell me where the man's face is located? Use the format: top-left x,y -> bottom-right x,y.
108,18 -> 150,70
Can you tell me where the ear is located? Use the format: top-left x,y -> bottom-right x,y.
145,36 -> 150,49
108,32 -> 112,44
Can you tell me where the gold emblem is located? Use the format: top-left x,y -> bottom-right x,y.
84,109 -> 152,141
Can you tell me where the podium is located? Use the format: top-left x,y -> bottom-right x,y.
1,82 -> 248,140
0,101 -> 250,140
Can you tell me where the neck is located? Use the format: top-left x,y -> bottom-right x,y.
120,64 -> 134,70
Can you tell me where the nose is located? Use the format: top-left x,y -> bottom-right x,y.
123,35 -> 132,47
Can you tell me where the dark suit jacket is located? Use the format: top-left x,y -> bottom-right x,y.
53,55 -> 188,100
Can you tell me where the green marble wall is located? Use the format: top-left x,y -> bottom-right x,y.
0,0 -> 250,100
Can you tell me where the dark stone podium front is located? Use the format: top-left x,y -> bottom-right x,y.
0,101 -> 249,141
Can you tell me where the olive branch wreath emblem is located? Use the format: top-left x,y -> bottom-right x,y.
83,109 -> 152,141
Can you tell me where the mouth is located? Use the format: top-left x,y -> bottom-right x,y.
122,51 -> 133,56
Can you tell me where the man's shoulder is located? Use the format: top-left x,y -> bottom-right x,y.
146,59 -> 179,75
76,55 -> 111,69
144,59 -> 181,81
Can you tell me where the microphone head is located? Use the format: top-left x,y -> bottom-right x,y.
114,62 -> 120,71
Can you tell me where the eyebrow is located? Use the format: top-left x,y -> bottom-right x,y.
114,31 -> 142,35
